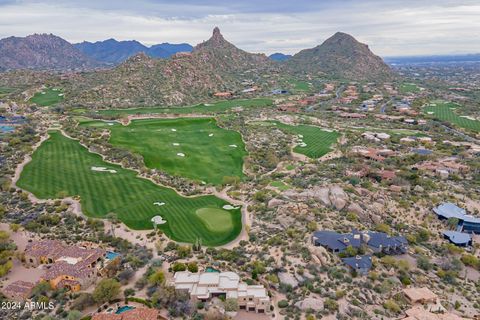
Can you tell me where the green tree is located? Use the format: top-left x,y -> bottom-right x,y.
187,262 -> 198,273
93,279 -> 121,303
148,270 -> 166,286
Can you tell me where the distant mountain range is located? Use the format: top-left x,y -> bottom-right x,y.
0,29 -> 395,101
269,53 -> 292,61
286,32 -> 394,81
66,27 -> 275,107
0,34 -> 193,70
0,34 -> 98,71
74,39 -> 193,64
384,54 -> 480,65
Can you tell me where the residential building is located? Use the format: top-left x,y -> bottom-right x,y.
24,240 -> 106,291
433,203 -> 480,233
173,271 -> 270,313
443,231 -> 472,247
341,255 -> 372,275
312,230 -> 407,255
2,281 -> 35,301
91,307 -> 160,320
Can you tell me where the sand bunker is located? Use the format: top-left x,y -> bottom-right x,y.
177,153 -> 185,157
460,116 -> 477,121
153,202 -> 165,206
172,143 -> 180,146
171,128 -> 177,132
223,205 -> 239,210
91,166 -> 117,173
322,129 -> 334,132
151,215 -> 167,225
204,103 -> 214,106
58,93 -> 64,96
427,112 -> 434,114
298,142 -> 307,147
209,133 -> 214,137
41,92 -> 46,95
229,144 -> 237,148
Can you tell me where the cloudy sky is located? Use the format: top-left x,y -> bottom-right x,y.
0,0 -> 479,57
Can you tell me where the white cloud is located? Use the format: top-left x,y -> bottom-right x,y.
0,1 -> 480,56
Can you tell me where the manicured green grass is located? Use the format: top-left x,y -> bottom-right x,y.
399,83 -> 420,94
424,101 -> 480,133
270,181 -> 291,191
270,121 -> 340,158
30,88 -> 64,106
196,208 -> 234,233
95,98 -> 273,117
17,131 -> 242,246
289,79 -> 310,91
82,118 -> 246,185
0,87 -> 15,98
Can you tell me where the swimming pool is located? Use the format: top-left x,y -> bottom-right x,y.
116,305 -> 135,314
0,125 -> 14,133
206,267 -> 220,273
106,251 -> 120,260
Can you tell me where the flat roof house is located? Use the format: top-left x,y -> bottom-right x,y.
433,203 -> 480,233
173,271 -> 270,313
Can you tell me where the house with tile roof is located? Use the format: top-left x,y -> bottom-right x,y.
2,280 -> 35,301
91,307 -> 160,320
24,239 -> 106,292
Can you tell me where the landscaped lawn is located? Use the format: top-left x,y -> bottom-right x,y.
17,131 -> 242,246
81,118 -> 247,185
399,83 -> 420,94
0,87 -> 15,98
29,87 -> 64,106
270,181 -> 291,191
196,208 -> 234,233
269,121 -> 340,158
424,101 -> 480,133
289,79 -> 311,91
94,98 -> 273,117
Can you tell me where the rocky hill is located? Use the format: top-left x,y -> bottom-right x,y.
0,34 -> 98,71
66,27 -> 275,108
74,39 -> 193,64
286,32 -> 394,81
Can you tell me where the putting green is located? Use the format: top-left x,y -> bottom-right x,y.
17,131 -> 242,246
29,87 -> 64,106
196,208 -> 234,233
82,118 -> 246,185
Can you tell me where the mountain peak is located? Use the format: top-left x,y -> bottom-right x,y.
324,32 -> 361,47
194,27 -> 231,51
209,26 -> 225,45
287,31 -> 394,81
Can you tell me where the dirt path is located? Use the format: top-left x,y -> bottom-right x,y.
207,186 -> 250,249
